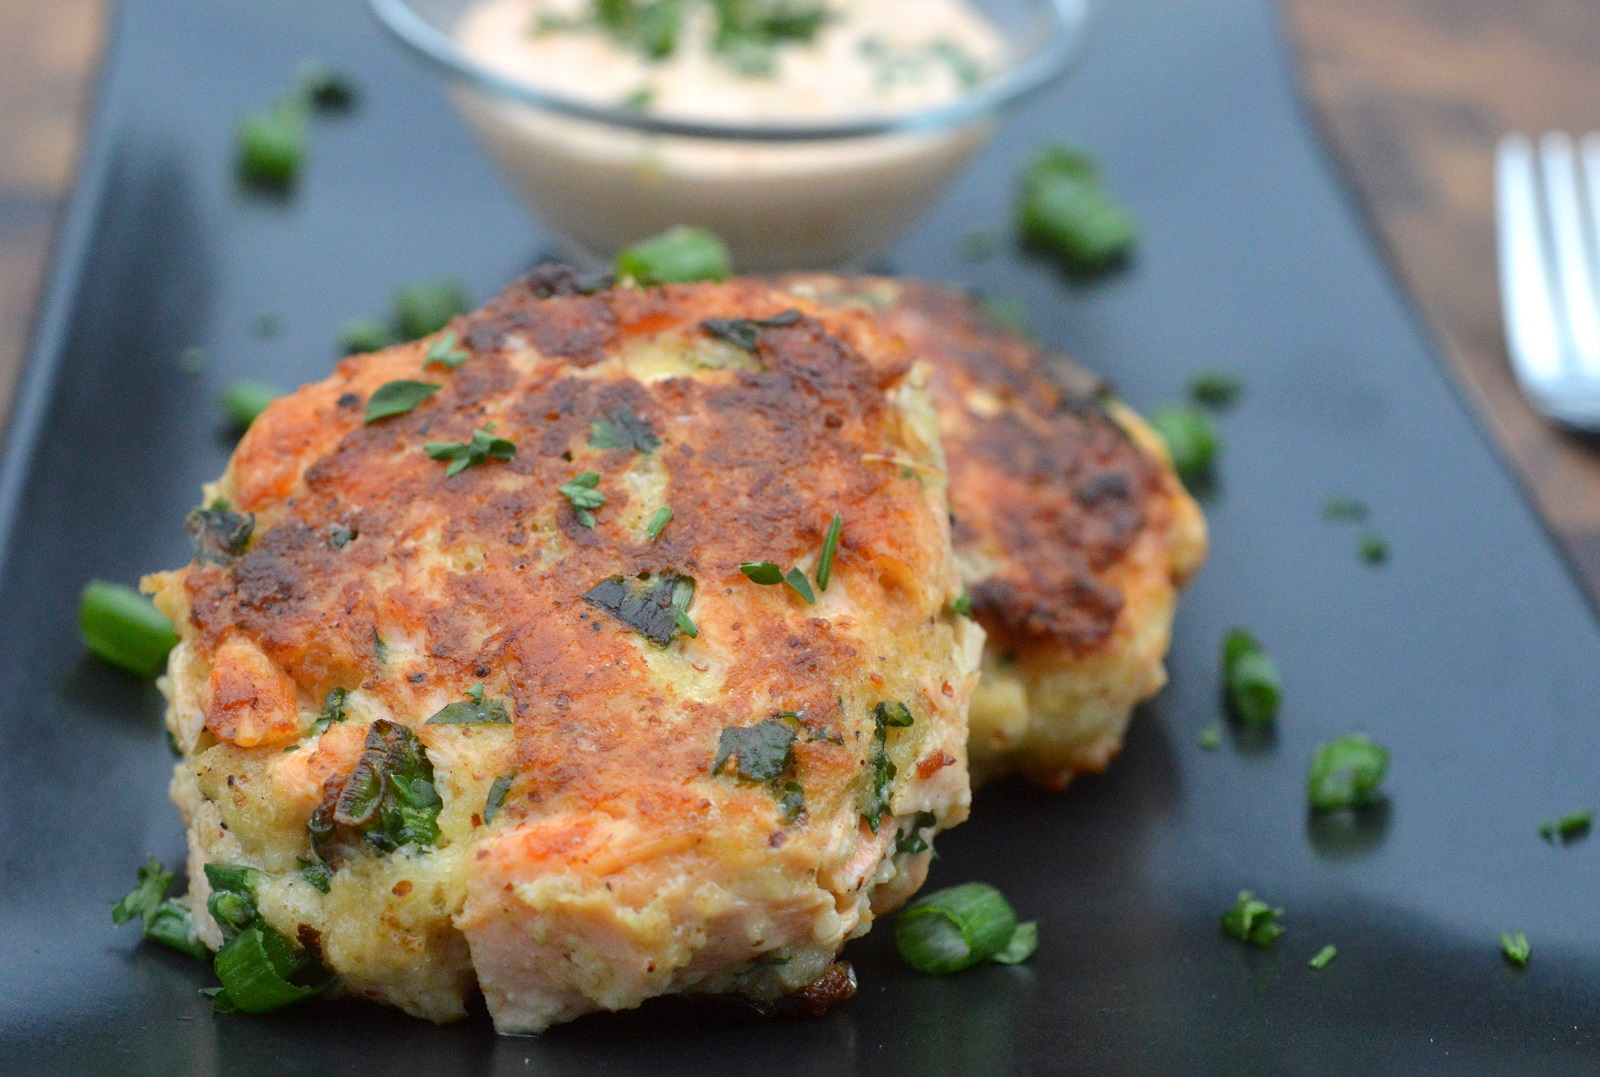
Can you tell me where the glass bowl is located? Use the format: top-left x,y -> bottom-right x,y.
370,0 -> 1092,270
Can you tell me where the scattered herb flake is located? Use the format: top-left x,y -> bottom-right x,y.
186,507 -> 255,565
616,226 -> 731,285
424,330 -> 470,370
588,405 -> 660,453
712,718 -> 797,783
484,772 -> 516,825
1358,532 -> 1389,565
740,561 -> 785,585
221,380 -> 282,432
1501,931 -> 1530,967
1221,891 -> 1284,948
364,379 -> 440,423
311,687 -> 349,735
237,99 -> 307,189
1308,944 -> 1337,970
112,858 -> 207,960
816,514 -> 843,592
1016,143 -> 1138,275
425,426 -> 516,477
1322,496 -> 1369,523
895,811 -> 938,855
701,309 -> 802,353
558,471 -> 607,527
862,701 -> 914,832
425,688 -> 511,725
948,588 -> 974,618
1222,629 -> 1280,725
783,566 -> 816,604
779,781 -> 806,823
1151,406 -> 1219,488
1196,724 -> 1222,751
298,858 -> 332,894
297,61 -> 358,111
394,280 -> 470,341
581,572 -> 697,647
1307,733 -> 1390,811
1189,370 -> 1242,408
1539,808 -> 1594,844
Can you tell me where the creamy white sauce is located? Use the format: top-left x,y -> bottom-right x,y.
448,0 -> 1012,268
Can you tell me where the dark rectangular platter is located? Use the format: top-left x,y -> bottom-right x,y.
5,0 -> 1600,1073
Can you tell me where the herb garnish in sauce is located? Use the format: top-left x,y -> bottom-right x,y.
582,572 -> 698,646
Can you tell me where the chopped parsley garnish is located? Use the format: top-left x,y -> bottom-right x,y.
1358,532 -> 1389,565
111,857 -> 206,960
1150,406 -> 1219,488
308,719 -> 442,860
395,280 -> 470,341
79,581 -> 179,679
426,684 -> 511,725
1222,629 -> 1280,725
615,226 -> 731,286
558,471 -> 607,527
237,99 -> 308,189
311,687 -> 349,735
712,718 -> 797,783
779,781 -> 805,823
1501,931 -> 1530,967
712,0 -> 830,74
425,426 -> 516,476
978,295 -> 1036,341
1016,143 -> 1138,275
221,380 -> 282,432
740,561 -> 815,603
595,0 -> 683,59
340,317 -> 399,355
186,506 -> 255,565
1189,370 -> 1242,408
581,572 -> 697,646
296,61 -> 359,111
364,379 -> 440,423
1306,733 -> 1390,811
484,772 -> 516,825
862,701 -> 914,832
645,506 -> 674,540
948,588 -> 974,618
1221,891 -> 1284,948
424,330 -> 470,370
701,309 -> 802,352
895,810 -> 938,855
298,858 -> 333,894
1196,724 -> 1222,751
589,405 -> 660,453
816,514 -> 842,591
1539,808 -> 1594,844
895,882 -> 1034,975
1308,944 -> 1337,970
1322,496 -> 1369,523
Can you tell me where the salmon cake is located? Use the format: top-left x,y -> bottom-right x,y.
145,266 -> 981,1033
775,276 -> 1207,789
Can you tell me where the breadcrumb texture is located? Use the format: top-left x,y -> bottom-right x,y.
776,276 -> 1207,789
147,269 -> 980,1033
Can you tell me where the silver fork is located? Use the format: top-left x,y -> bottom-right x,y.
1496,131 -> 1600,429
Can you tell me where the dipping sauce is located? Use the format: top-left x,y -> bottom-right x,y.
449,0 -> 1012,268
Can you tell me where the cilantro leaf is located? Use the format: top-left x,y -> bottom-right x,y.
425,685 -> 512,725
712,718 -> 797,783
582,572 -> 697,646
424,331 -> 470,370
484,772 -> 516,825
588,405 -> 660,453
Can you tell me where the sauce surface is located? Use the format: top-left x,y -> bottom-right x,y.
457,0 -> 1008,123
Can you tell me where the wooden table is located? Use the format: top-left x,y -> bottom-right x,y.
6,0 -> 1600,595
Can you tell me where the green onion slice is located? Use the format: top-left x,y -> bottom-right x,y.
1306,733 -> 1389,810
211,925 -> 326,1013
1149,406 -> 1219,487
895,882 -> 1023,975
80,581 -> 179,678
816,514 -> 842,591
221,380 -> 282,432
1222,629 -> 1280,725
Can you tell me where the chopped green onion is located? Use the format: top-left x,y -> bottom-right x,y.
80,581 -> 179,678
558,471 -> 606,528
1307,733 -> 1389,811
221,380 -> 282,432
1358,532 -> 1389,565
1539,808 -> 1593,844
645,506 -> 674,540
1222,629 -> 1280,725
1196,724 -> 1222,751
1308,944 -> 1337,970
212,924 -> 326,1013
615,226 -> 731,286
236,100 -> 307,189
582,572 -> 698,646
991,921 -> 1038,965
1189,370 -> 1242,408
364,380 -> 440,423
394,280 -> 470,341
1016,143 -> 1138,274
1150,406 -> 1219,487
948,588 -> 974,618
895,882 -> 1027,975
1500,931 -> 1530,967
1322,495 -> 1368,523
816,514 -> 842,591
1221,891 -> 1284,948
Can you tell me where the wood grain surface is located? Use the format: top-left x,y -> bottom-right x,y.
5,0 -> 1600,595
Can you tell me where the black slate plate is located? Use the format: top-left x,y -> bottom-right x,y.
5,0 -> 1600,1073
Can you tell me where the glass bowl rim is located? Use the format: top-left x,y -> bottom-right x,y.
368,0 -> 1093,142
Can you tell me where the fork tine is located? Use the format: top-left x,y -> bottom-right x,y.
1538,132 -> 1600,378
1496,134 -> 1567,396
